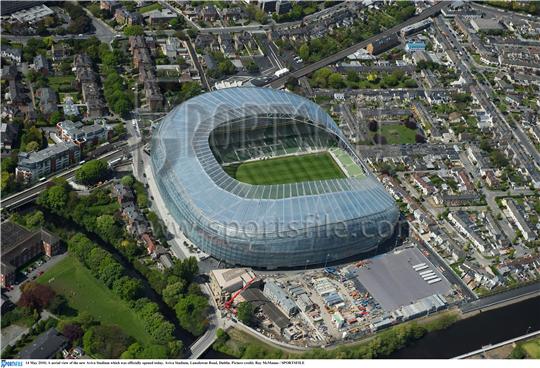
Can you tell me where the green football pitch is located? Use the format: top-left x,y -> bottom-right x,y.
223,152 -> 346,185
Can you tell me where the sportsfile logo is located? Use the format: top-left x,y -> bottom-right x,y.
1,361 -> 23,367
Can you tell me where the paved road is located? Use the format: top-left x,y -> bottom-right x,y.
2,34 -> 96,43
83,7 -> 118,44
470,2 -> 540,23
1,324 -> 28,353
461,282 -> 540,313
264,1 -> 449,88
188,283 -> 221,359
186,37 -> 210,90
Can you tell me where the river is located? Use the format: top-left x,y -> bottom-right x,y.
389,295 -> 540,359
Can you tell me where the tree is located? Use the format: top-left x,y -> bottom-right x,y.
490,150 -> 509,168
113,98 -> 132,116
67,15 -> 92,34
162,281 -> 186,307
170,257 -> 198,283
121,343 -> 169,359
175,293 -> 209,336
48,295 -> 69,315
120,175 -> 134,187
415,134 -> 426,143
368,120 -> 379,132
312,67 -> 332,88
285,76 -> 299,91
1,155 -> 17,173
124,25 -> 144,36
21,126 -> 44,150
86,247 -> 109,271
404,79 -> 418,88
179,81 -> 202,101
298,43 -> 310,61
67,233 -> 96,263
1,172 -> 15,194
18,283 -> 56,311
75,160 -> 109,185
346,71 -> 360,83
49,111 -> 63,125
25,141 -> 40,152
367,72 -> 379,83
95,214 -> 122,243
98,261 -> 125,288
509,344 -> 526,359
328,73 -> 345,89
236,302 -> 254,325
372,134 -> 387,145
37,184 -> 69,212
76,311 -> 97,330
83,324 -> 134,359
61,323 -> 84,342
245,59 -> 260,74
403,119 -> 417,130
112,276 -> 143,301
25,210 -> 45,228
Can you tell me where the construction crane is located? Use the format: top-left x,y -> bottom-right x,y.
224,276 -> 257,310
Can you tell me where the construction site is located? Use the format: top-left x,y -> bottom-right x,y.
208,246 -> 463,347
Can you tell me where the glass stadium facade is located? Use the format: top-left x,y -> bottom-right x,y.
151,87 -> 399,268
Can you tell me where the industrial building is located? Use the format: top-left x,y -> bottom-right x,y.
470,18 -> 503,33
1,221 -> 61,287
209,268 -> 256,302
10,3 -> 53,23
150,88 -> 399,268
241,287 -> 290,333
263,279 -> 299,317
393,294 -> 447,321
367,34 -> 400,55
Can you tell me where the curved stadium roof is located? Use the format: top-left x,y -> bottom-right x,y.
151,87 -> 397,240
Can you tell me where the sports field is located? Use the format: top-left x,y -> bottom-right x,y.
37,255 -> 153,344
223,152 -> 346,185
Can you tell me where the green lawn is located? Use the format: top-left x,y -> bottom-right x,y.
47,75 -> 76,93
223,152 -> 346,185
370,124 -> 417,145
37,255 -> 153,344
522,337 -> 540,358
138,3 -> 162,13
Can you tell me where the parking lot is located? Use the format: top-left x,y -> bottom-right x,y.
4,253 -> 67,303
354,247 -> 453,311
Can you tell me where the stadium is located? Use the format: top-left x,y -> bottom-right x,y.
150,87 -> 399,268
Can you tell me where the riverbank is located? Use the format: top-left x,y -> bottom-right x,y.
212,310 -> 459,359
207,294 -> 539,359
